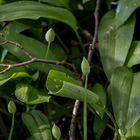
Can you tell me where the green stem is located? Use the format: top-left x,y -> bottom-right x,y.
45,42 -> 51,59
8,114 -> 15,140
83,75 -> 88,140
42,42 -> 51,70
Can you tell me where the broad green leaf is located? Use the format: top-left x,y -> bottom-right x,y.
50,43 -> 67,60
46,70 -> 79,92
111,67 -> 140,133
22,110 -> 52,140
48,81 -> 104,115
0,1 -> 77,30
98,10 -> 135,80
46,70 -> 104,116
6,21 -> 29,33
40,0 -> 69,8
91,83 -> 106,108
0,70 -> 31,86
126,41 -> 140,67
15,84 -> 50,105
4,20 -> 43,39
125,119 -> 140,140
115,0 -> 140,27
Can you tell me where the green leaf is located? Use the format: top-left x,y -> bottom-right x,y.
98,10 -> 135,80
91,83 -> 106,108
22,110 -> 52,140
15,84 -> 50,105
46,70 -> 104,116
115,0 -> 140,27
126,41 -> 140,67
46,70 -> 79,92
111,67 -> 140,133
125,119 -> 140,140
0,70 -> 31,86
0,1 -> 77,30
50,43 -> 67,61
6,21 -> 30,33
40,0 -> 70,8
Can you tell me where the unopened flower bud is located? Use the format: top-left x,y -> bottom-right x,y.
8,101 -> 16,114
81,57 -> 90,76
52,123 -> 61,140
45,28 -> 55,43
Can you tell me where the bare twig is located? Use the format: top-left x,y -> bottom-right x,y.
69,0 -> 100,139
0,57 -> 76,74
0,39 -> 77,74
87,0 -> 100,63
69,100 -> 81,140
0,39 -> 33,59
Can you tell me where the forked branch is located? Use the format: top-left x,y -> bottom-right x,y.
0,36 -> 77,74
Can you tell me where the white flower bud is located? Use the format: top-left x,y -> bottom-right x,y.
52,123 -> 61,140
8,101 -> 16,114
81,57 -> 90,76
45,28 -> 55,43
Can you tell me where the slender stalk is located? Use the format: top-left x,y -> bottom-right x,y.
8,114 -> 15,140
45,42 -> 51,59
83,75 -> 88,140
42,42 -> 51,70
